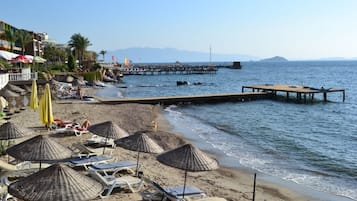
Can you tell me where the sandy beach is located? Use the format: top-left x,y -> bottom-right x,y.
0,95 -> 327,201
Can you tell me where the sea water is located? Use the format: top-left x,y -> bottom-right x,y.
97,61 -> 357,200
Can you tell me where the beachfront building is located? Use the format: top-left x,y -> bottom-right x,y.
0,21 -> 21,53
0,20 -> 44,56
0,20 -> 41,90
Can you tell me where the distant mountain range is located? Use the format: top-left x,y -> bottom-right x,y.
103,47 -> 356,63
106,47 -> 259,63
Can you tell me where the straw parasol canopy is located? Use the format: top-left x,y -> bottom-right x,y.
6,84 -> 26,95
8,163 -> 103,201
88,121 -> 129,139
0,89 -> 20,98
157,143 -> 218,171
114,130 -> 163,153
115,130 -> 164,174
6,135 -> 72,163
157,143 -> 219,198
88,121 -> 129,154
23,85 -> 32,93
29,79 -> 38,110
0,122 -> 31,140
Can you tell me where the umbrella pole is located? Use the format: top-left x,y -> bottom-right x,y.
7,140 -> 10,163
103,133 -> 109,155
252,173 -> 256,201
183,169 -> 188,199
136,150 -> 140,176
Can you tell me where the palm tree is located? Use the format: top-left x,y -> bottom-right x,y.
99,50 -> 107,61
68,33 -> 91,66
15,29 -> 32,55
3,29 -> 17,52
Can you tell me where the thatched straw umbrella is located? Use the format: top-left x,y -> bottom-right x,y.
6,84 -> 26,95
88,121 -> 129,154
8,163 -> 103,201
6,135 -> 73,169
0,122 -> 32,161
0,122 -> 31,140
115,130 -> 163,175
157,143 -> 219,198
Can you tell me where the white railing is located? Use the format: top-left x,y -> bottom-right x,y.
0,73 -> 9,89
8,72 -> 38,81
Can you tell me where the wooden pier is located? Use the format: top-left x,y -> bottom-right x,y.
121,65 -> 218,75
242,84 -> 345,103
95,92 -> 268,105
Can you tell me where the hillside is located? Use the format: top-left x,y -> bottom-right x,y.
106,47 -> 259,63
260,56 -> 288,62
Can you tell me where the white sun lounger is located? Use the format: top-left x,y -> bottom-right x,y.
141,177 -> 206,201
54,126 -> 89,136
67,155 -> 112,170
71,142 -> 114,157
90,160 -> 140,177
86,135 -> 115,147
0,160 -> 50,172
88,167 -> 144,198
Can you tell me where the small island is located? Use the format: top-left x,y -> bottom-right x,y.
260,56 -> 288,62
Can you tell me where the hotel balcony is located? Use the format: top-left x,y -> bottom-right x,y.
0,67 -> 38,90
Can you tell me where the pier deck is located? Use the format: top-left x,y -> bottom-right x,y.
242,84 -> 345,102
90,84 -> 345,105
95,92 -> 268,105
121,65 -> 218,75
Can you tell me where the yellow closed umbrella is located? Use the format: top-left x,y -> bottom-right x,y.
29,79 -> 38,110
39,83 -> 53,128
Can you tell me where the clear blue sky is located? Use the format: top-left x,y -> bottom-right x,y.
2,0 -> 357,59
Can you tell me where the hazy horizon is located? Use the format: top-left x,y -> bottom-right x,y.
2,0 -> 357,61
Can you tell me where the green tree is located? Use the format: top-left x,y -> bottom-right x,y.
68,33 -> 91,66
67,54 -> 76,72
4,29 -> 17,52
15,29 -> 32,55
85,51 -> 98,61
43,46 -> 68,63
99,50 -> 107,61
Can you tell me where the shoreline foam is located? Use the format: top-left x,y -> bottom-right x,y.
159,105 -> 355,201
5,100 -> 354,201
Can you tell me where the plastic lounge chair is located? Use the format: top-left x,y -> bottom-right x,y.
55,126 -> 88,136
71,142 -> 114,156
54,127 -> 87,136
0,160 -> 50,172
88,168 -> 144,198
53,118 -> 75,128
0,184 -> 15,201
194,197 -> 227,201
67,155 -> 112,170
90,160 -> 139,176
86,135 -> 115,147
141,177 -> 206,201
54,121 -> 89,136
